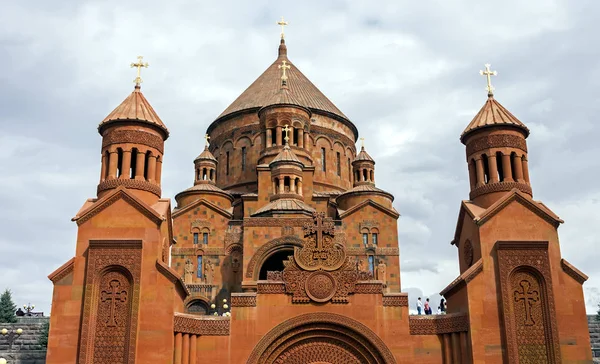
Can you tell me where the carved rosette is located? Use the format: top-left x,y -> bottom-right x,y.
295,212 -> 346,271
305,271 -> 337,303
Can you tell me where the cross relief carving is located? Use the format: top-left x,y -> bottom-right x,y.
101,279 -> 128,327
513,279 -> 539,326
295,212 -> 345,271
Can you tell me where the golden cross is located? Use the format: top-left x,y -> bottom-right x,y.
282,124 -> 291,144
277,16 -> 288,39
278,60 -> 291,81
479,63 -> 497,96
204,134 -> 210,147
131,56 -> 149,86
360,137 -> 365,149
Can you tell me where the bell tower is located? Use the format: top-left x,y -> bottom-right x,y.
352,138 -> 376,186
461,64 -> 531,208
97,56 -> 169,205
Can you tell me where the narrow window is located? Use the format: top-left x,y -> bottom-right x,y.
197,256 -> 203,278
362,233 -> 368,246
370,170 -> 374,181
271,128 -> 277,146
226,151 -> 230,176
496,152 -> 504,181
363,169 -> 367,181
372,233 -> 378,245
348,158 -> 351,181
368,255 -> 375,275
202,168 -> 207,180
104,151 -> 110,180
203,232 -> 209,245
321,148 -> 326,172
144,151 -> 151,180
336,152 -> 341,176
284,176 -> 291,192
481,154 -> 489,184
130,147 -> 138,178
355,170 -> 360,182
293,129 -> 299,146
241,147 -> 247,171
209,169 -> 214,181
116,148 -> 123,178
193,233 -> 199,245
510,152 -> 518,179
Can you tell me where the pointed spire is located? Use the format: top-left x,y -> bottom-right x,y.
278,38 -> 287,58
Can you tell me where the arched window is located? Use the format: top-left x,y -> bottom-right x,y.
130,147 -> 138,178
209,169 -> 214,181
104,150 -> 110,180
116,148 -> 124,178
226,151 -> 230,176
202,168 -> 207,180
321,148 -> 326,172
284,176 -> 291,192
193,232 -> 199,245
271,128 -> 277,146
259,250 -> 294,280
144,151 -> 151,180
481,154 -> 490,184
336,152 -> 341,176
496,151 -> 504,182
348,158 -> 352,181
368,255 -> 375,275
241,147 -> 247,171
362,169 -> 367,182
197,255 -> 203,279
186,300 -> 209,315
293,128 -> 299,146
469,158 -> 477,188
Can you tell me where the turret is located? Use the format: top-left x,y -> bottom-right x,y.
194,136 -> 218,185
352,139 -> 375,186
269,129 -> 305,200
97,57 -> 168,205
461,64 -> 531,208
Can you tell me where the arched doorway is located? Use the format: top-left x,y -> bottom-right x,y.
258,249 -> 293,280
247,312 -> 396,364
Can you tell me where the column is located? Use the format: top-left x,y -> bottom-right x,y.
266,129 -> 272,148
513,153 -> 524,182
304,132 -> 310,150
100,154 -> 107,182
475,158 -> 485,187
119,150 -> 132,179
290,177 -> 296,193
298,129 -> 304,148
156,158 -> 163,185
279,178 -> 285,194
182,333 -> 190,364
488,154 -> 499,183
297,179 -> 303,196
147,155 -> 157,183
442,334 -> 452,364
467,161 -> 476,190
174,332 -> 183,364
276,126 -> 282,146
501,153 -> 513,182
108,151 -> 118,180
290,127 -> 295,145
522,157 -> 530,183
190,335 -> 197,364
451,332 -> 461,364
459,331 -> 470,364
135,151 -> 145,180
272,180 -> 276,193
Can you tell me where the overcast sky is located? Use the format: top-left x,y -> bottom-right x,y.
1,0 -> 599,315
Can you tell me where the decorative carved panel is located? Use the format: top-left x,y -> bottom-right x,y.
173,313 -> 230,336
295,212 -> 345,271
79,240 -> 142,364
409,313 -> 469,335
191,219 -> 211,230
496,241 -> 560,363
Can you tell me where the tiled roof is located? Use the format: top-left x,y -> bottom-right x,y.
99,85 -> 169,136
216,40 -> 349,121
270,145 -> 303,166
354,146 -> 374,163
194,146 -> 217,162
461,96 -> 529,141
252,198 -> 315,216
338,184 -> 394,201
178,183 -> 232,197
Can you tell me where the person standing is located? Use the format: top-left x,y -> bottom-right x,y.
417,297 -> 423,315
424,298 -> 431,315
440,298 -> 446,314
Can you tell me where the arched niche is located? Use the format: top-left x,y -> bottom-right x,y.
245,236 -> 303,280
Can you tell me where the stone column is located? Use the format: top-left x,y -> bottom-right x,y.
475,158 -> 485,187
298,129 -> 304,148
290,177 -> 296,193
272,179 -> 276,194
522,157 -> 530,183
467,161 -> 476,190
147,155 -> 157,183
442,334 -> 452,364
276,126 -> 282,146
488,154 -> 499,183
451,332 -> 461,363
135,151 -> 145,180
266,129 -> 272,148
290,127 -> 295,145
100,154 -> 107,182
501,153 -> 513,182
459,331 -> 470,364
119,150 -> 132,179
182,333 -> 190,364
279,178 -> 284,194
108,151 -> 118,180
304,132 -> 310,150
297,179 -> 303,196
513,153 -> 524,182
174,332 -> 183,364
156,158 -> 163,185
190,335 -> 197,364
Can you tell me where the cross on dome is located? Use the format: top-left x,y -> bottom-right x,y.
204,134 -> 210,148
480,63 -> 497,96
131,56 -> 149,86
282,124 -> 291,144
277,16 -> 288,39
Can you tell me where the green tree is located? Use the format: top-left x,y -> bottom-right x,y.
0,289 -> 17,323
38,321 -> 50,348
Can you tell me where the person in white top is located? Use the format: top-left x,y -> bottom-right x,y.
417,297 -> 423,315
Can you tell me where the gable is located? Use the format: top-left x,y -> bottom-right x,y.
172,198 -> 233,219
83,198 -> 161,229
338,199 -> 399,220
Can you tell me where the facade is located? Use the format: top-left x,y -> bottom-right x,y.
45,35 -> 591,364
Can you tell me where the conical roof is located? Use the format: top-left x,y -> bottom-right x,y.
194,145 -> 217,163
270,144 -> 303,166
261,84 -> 308,113
99,85 -> 169,137
461,95 -> 529,142
354,146 -> 374,163
216,39 -> 349,122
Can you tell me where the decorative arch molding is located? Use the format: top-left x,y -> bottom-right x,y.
314,135 -> 334,150
184,296 -> 211,315
234,135 -> 253,148
245,236 -> 304,279
247,312 -> 396,364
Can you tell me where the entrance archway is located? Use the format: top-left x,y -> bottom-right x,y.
258,249 -> 293,280
247,312 -> 396,364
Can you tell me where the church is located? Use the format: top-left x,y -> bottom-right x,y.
45,22 -> 592,364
